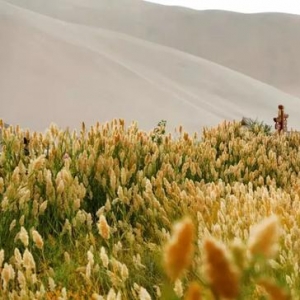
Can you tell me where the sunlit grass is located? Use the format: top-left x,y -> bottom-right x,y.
0,119 -> 298,299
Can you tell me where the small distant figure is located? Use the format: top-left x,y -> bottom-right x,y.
273,105 -> 288,133
23,137 -> 30,156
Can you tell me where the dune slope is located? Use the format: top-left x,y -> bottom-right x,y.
2,0 -> 300,97
0,0 -> 299,132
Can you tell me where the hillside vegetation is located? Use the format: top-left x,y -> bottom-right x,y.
0,119 -> 299,299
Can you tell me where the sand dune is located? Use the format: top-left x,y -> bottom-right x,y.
0,0 -> 299,132
2,0 -> 300,98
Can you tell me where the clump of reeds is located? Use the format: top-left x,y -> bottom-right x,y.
162,215 -> 290,299
0,118 -> 298,298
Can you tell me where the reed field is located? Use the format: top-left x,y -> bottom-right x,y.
0,118 -> 299,299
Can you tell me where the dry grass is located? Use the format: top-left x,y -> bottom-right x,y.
0,119 -> 298,299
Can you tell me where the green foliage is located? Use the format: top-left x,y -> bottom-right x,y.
241,117 -> 272,135
151,120 -> 167,144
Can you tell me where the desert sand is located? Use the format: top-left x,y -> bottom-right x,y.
0,0 -> 299,133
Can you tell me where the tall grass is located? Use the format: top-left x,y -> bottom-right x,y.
0,119 -> 298,299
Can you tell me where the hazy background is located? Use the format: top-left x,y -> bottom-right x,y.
1,0 -> 299,132
145,0 -> 300,14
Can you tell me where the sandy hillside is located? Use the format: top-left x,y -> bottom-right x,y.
3,0 -> 300,98
0,0 -> 299,132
